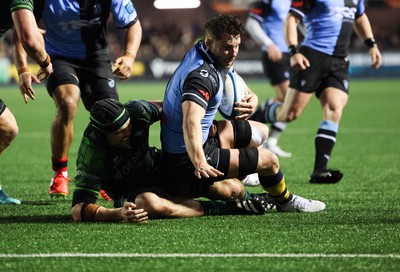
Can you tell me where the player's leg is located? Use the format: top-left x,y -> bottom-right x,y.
46,59 -> 81,198
310,86 -> 348,184
0,102 -> 21,205
0,102 -> 18,154
134,190 -> 267,218
49,83 -> 79,197
219,145 -> 325,212
263,80 -> 292,157
216,119 -> 267,186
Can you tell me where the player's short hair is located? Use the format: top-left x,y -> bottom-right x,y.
90,98 -> 130,133
204,14 -> 245,40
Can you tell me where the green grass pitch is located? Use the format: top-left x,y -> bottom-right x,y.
0,78 -> 399,271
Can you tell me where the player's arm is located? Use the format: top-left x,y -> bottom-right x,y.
182,100 -> 221,179
246,17 -> 282,62
353,13 -> 382,69
12,30 -> 39,103
285,13 -> 309,70
113,20 -> 142,80
11,9 -> 52,77
71,200 -> 148,223
71,187 -> 148,223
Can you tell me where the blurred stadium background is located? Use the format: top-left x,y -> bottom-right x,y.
0,0 -> 398,83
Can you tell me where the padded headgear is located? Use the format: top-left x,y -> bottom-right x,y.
89,99 -> 130,133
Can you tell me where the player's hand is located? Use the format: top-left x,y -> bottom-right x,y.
113,56 -> 134,80
369,47 -> 382,69
234,92 -> 258,119
18,72 -> 40,103
194,163 -> 224,179
290,53 -> 310,71
37,62 -> 53,81
121,202 -> 148,224
267,44 -> 282,62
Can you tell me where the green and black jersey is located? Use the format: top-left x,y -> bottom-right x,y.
0,0 -> 34,38
72,100 -> 162,206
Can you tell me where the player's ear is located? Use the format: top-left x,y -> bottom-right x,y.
205,37 -> 213,49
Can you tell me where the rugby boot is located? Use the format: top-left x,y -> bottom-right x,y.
49,172 -> 71,198
99,189 -> 112,202
276,195 -> 325,212
309,169 -> 343,184
0,189 -> 21,205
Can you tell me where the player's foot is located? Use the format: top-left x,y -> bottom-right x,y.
241,173 -> 260,187
0,189 -> 21,205
276,195 -> 325,212
263,142 -> 292,158
49,172 -> 71,199
309,169 -> 343,184
99,190 -> 112,201
235,193 -> 275,215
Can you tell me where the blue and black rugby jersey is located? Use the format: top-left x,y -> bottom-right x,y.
161,40 -> 223,154
35,0 -> 138,60
290,0 -> 365,57
248,0 -> 291,52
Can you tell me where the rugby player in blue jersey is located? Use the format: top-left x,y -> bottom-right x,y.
247,0 -> 293,159
32,0 -> 142,198
256,0 -> 382,184
160,14 -> 325,212
1,0 -> 53,204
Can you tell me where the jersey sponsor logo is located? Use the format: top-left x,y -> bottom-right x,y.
329,7 -> 357,22
58,18 -> 101,31
199,69 -> 209,78
76,170 -> 101,181
125,1 -> 135,14
108,78 -> 115,88
114,144 -> 148,180
93,3 -> 102,15
198,89 -> 210,101
291,1 -> 304,8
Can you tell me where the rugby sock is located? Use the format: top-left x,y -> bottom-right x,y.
268,123 -> 287,146
314,120 -> 338,171
259,169 -> 293,204
52,157 -> 68,176
264,102 -> 282,123
200,200 -> 259,216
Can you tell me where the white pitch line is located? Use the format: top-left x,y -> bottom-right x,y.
0,253 -> 399,259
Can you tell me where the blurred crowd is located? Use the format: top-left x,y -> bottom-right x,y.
0,4 -> 399,63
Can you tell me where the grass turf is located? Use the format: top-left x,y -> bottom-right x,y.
0,78 -> 399,271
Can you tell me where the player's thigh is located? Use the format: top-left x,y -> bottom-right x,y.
216,120 -> 234,148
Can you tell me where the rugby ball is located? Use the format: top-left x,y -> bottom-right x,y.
219,70 -> 249,120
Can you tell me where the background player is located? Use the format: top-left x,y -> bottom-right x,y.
32,0 -> 142,198
256,0 -> 382,183
247,0 -> 292,158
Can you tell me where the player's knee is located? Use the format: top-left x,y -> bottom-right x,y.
1,121 -> 18,147
135,192 -> 174,218
57,97 -> 79,119
258,148 -> 280,174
